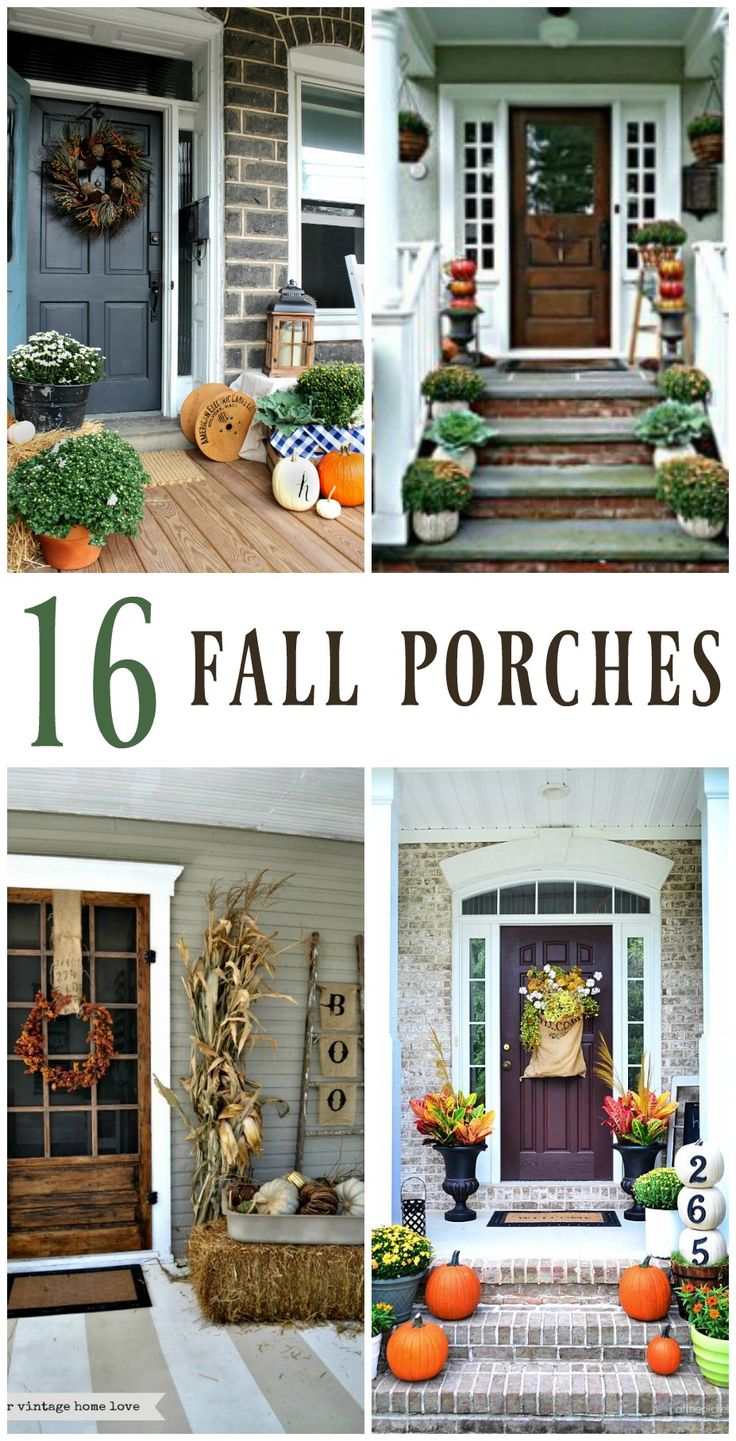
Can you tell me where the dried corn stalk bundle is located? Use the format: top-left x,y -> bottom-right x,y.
155,874 -> 296,1225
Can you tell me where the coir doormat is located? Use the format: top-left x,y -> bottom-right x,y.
8,1263 -> 151,1318
502,359 -> 628,374
488,1210 -> 621,1228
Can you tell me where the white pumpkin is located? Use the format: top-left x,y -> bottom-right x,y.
678,1226 -> 728,1266
316,486 -> 341,520
335,1177 -> 365,1217
253,1177 -> 299,1215
674,1140 -> 724,1190
677,1185 -> 726,1232
272,457 -> 320,511
8,420 -> 36,445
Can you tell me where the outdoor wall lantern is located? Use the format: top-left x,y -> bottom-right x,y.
263,279 -> 316,378
682,164 -> 719,222
538,8 -> 580,48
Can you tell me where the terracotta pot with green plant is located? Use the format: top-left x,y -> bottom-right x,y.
687,112 -> 723,166
409,1029 -> 495,1222
634,400 -> 711,468
7,429 -> 146,570
399,110 -> 431,163
371,1301 -> 395,1379
655,455 -> 728,540
403,459 -> 473,544
9,331 -> 105,433
634,220 -> 688,270
633,1168 -> 683,1258
421,366 -> 486,418
427,410 -> 495,476
676,1280 -> 729,1387
371,1226 -> 433,1323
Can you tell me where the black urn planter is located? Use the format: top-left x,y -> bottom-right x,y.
434,1141 -> 487,1222
613,1141 -> 665,1221
11,381 -> 92,434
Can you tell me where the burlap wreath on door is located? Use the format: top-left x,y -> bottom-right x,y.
46,122 -> 151,234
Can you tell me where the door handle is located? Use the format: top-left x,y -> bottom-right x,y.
149,271 -> 161,322
502,1059 -> 512,1070
599,220 -> 611,270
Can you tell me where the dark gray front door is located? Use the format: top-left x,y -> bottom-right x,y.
28,98 -> 162,414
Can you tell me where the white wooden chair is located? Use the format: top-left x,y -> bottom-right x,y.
345,254 -> 365,344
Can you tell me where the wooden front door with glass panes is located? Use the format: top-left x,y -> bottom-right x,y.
8,892 -> 152,1259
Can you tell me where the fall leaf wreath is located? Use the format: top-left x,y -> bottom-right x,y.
46,122 -> 151,233
15,989 -> 115,1091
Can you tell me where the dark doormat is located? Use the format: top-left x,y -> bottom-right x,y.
488,1210 -> 621,1228
502,359 -> 628,373
8,1263 -> 151,1318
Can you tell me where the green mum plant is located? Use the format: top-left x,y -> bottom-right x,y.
402,459 -> 473,516
633,1167 -> 683,1211
8,430 -> 146,545
687,112 -> 723,140
427,410 -> 496,455
421,366 -> 485,404
634,220 -> 688,249
634,401 -> 711,448
8,331 -> 105,385
656,455 -> 729,525
295,362 -> 364,429
658,366 -> 712,405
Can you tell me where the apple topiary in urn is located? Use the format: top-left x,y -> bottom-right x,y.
8,331 -> 105,433
409,1029 -> 495,1222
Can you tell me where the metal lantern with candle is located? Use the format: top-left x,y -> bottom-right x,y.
263,279 -> 316,378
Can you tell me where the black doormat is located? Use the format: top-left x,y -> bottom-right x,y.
488,1210 -> 621,1228
502,359 -> 628,373
8,1263 -> 151,1318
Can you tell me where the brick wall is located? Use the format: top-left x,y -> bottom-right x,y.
397,838 -> 702,1208
221,7 -> 364,381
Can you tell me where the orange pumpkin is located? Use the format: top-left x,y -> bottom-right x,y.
619,1256 -> 671,1321
646,1325 -> 682,1376
386,1313 -> 449,1382
425,1250 -> 481,1321
318,447 -> 364,507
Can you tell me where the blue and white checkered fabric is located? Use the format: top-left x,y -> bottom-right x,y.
270,423 -> 365,460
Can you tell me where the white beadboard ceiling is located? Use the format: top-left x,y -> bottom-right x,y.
398,769 -> 701,838
7,769 -> 363,842
420,8 -> 700,45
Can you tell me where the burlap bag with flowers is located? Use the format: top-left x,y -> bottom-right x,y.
522,1017 -> 586,1079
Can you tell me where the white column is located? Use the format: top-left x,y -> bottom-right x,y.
370,10 -> 403,309
368,768 -> 402,1224
696,769 -> 729,1171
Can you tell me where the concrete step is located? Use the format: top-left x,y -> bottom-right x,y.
373,519 -> 728,572
415,1302 -> 690,1362
372,1359 -> 728,1432
103,415 -> 189,453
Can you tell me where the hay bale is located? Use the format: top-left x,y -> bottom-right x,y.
7,420 -> 103,473
7,422 -> 105,573
188,1218 -> 363,1325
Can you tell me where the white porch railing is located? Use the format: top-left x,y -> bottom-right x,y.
692,242 -> 729,465
373,241 -> 442,545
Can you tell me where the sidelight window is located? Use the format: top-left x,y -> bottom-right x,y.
626,936 -> 646,1090
625,119 -> 658,270
462,120 -> 495,272
468,937 -> 487,1105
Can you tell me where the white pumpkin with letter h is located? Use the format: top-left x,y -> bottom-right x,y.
272,456 -> 320,511
674,1139 -> 727,1267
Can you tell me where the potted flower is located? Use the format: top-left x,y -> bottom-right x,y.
670,1249 -> 729,1319
634,220 -> 688,270
295,361 -> 363,429
399,110 -> 431,163
632,1168 -> 683,1258
427,411 -> 495,476
371,1301 -> 395,1379
676,1281 -> 728,1388
8,331 -> 105,432
658,366 -> 711,406
655,456 -> 728,541
371,1226 -> 433,1323
7,429 -> 146,570
421,366 -> 485,417
402,459 -> 473,544
595,1038 -> 677,1220
409,1029 -> 495,1222
633,401 -> 711,467
687,112 -> 723,166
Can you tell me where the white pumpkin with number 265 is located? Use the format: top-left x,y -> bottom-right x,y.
678,1227 -> 728,1266
674,1140 -> 724,1189
272,457 -> 320,511
677,1185 -> 726,1231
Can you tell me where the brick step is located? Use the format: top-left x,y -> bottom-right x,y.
476,398 -> 652,420
373,519 -> 729,572
414,1303 -> 690,1362
372,1360 -> 728,1431
471,496 -> 667,520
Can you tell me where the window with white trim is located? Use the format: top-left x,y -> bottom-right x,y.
625,119 -> 658,271
461,882 -> 651,916
626,935 -> 645,1090
462,119 -> 495,272
291,63 -> 364,320
468,936 -> 487,1104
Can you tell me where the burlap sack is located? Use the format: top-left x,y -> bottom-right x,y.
522,1017 -> 586,1079
51,890 -> 83,1015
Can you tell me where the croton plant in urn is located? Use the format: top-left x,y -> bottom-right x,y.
409,1029 -> 495,1222
595,1037 -> 677,1220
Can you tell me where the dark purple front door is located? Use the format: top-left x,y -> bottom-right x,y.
500,926 -> 613,1181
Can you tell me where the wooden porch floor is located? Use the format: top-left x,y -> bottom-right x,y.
65,454 -> 364,574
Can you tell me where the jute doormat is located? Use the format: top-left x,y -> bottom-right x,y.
8,1263 -> 151,1318
487,1210 -> 621,1228
502,359 -> 628,374
139,449 -> 204,486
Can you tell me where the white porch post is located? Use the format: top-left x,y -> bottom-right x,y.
696,768 -> 729,1171
369,769 -> 402,1224
370,9 -> 402,309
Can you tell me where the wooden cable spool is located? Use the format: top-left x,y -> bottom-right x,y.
194,390 -> 256,461
179,383 -> 231,443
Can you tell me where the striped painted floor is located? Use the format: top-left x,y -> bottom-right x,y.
8,1263 -> 364,1434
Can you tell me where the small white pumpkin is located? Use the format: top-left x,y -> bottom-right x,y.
335,1177 -> 365,1217
253,1176 -> 299,1215
677,1185 -> 726,1232
678,1226 -> 728,1266
674,1140 -> 724,1190
8,420 -> 36,445
272,456 -> 320,511
316,486 -> 341,520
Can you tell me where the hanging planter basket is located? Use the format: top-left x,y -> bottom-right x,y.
399,115 -> 430,163
687,62 -> 724,167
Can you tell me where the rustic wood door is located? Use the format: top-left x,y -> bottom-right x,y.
8,892 -> 152,1258
500,926 -> 613,1181
27,97 -> 163,413
511,108 -> 611,349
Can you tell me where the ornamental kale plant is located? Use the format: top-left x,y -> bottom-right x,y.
427,410 -> 496,454
254,389 -> 318,436
633,1167 -> 683,1210
634,401 -> 711,448
8,431 -> 145,545
295,362 -> 364,429
8,331 -> 105,385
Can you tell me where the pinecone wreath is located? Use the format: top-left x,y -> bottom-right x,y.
46,121 -> 151,234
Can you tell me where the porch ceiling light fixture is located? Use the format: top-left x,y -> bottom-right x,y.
538,781 -> 570,800
538,8 -> 580,48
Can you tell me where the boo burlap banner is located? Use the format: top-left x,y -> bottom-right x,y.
317,1083 -> 358,1126
318,1034 -> 359,1078
318,984 -> 358,1032
522,1017 -> 586,1080
51,890 -> 83,1016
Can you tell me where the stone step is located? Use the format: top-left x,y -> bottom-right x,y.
372,1360 -> 728,1431
472,466 -> 657,498
373,519 -> 729,572
478,367 -> 659,401
486,417 -> 646,444
104,415 -> 189,453
415,1303 -> 690,1362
